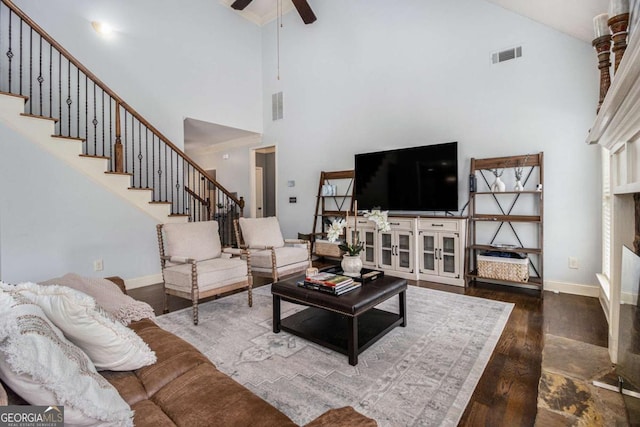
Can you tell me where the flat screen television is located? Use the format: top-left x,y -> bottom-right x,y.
354,141 -> 458,212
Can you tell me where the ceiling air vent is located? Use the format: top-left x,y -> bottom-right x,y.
272,92 -> 283,121
491,46 -> 522,64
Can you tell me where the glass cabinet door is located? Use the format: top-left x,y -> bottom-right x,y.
396,231 -> 413,272
439,233 -> 459,278
360,229 -> 377,266
420,232 -> 437,274
378,232 -> 393,269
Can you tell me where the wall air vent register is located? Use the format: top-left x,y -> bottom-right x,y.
492,46 -> 522,64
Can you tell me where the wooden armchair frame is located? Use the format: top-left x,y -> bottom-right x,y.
157,223 -> 253,325
233,219 -> 311,283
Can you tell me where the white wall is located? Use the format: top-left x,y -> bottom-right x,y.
13,0 -> 263,147
186,143 -> 256,215
261,0 -> 601,286
0,122 -> 160,283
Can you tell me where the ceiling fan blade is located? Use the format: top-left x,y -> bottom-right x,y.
230,0 -> 253,11
291,0 -> 317,24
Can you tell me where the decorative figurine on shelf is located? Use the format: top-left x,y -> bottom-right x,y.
490,168 -> 506,192
514,154 -> 530,191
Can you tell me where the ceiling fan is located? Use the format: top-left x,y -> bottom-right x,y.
230,0 -> 317,24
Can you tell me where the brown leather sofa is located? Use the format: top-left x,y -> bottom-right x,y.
101,318 -> 376,426
1,317 -> 375,427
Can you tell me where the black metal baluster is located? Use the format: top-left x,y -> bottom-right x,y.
109,97 -> 113,171
6,9 -> 13,93
101,90 -> 105,156
66,60 -> 71,136
58,52 -> 61,133
18,18 -> 22,95
152,134 -> 156,199
145,128 -> 149,189
76,66 -> 79,137
123,111 -> 128,173
38,34 -> 43,115
28,26 -> 31,113
92,82 -> 97,154
129,116 -> 134,182
175,154 -> 180,215
180,157 -> 187,214
157,138 -> 162,201
137,121 -> 142,188
170,151 -> 175,212
164,145 -> 168,202
49,44 -> 52,119
84,73 -> 88,149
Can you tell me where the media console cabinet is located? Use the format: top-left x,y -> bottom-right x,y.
346,215 -> 467,286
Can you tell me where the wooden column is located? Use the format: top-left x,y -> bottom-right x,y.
592,35 -> 612,113
608,13 -> 629,73
114,102 -> 124,173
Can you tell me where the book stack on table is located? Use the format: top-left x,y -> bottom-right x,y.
297,272 -> 361,296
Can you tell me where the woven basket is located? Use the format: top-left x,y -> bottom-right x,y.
314,240 -> 344,258
477,254 -> 529,282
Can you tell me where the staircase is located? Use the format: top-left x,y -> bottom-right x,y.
0,0 -> 243,244
0,92 -> 181,223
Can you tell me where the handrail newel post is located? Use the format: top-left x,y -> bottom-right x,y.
114,101 -> 124,173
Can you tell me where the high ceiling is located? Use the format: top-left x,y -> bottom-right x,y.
194,0 -> 611,149
221,0 -> 611,42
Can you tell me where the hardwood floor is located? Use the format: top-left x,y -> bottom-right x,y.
129,277 -> 608,427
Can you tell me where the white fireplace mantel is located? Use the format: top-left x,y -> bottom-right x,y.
587,24 -> 640,363
588,27 -> 640,195
588,26 -> 640,151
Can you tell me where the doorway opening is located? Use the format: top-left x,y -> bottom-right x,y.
252,146 -> 276,218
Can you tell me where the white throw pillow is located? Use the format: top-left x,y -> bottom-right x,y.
1,282 -> 156,371
0,288 -> 133,427
239,217 -> 285,248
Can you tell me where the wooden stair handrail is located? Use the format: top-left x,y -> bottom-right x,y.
185,186 -> 211,219
1,0 -> 244,210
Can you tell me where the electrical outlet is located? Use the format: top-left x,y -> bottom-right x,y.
568,257 -> 579,269
93,259 -> 104,272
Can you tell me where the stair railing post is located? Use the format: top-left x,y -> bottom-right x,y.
114,101 -> 124,173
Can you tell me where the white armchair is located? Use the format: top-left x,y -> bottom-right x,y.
234,217 -> 311,283
156,221 -> 252,325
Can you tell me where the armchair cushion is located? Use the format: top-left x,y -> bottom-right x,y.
239,217 -> 285,249
163,221 -> 222,262
250,246 -> 309,269
163,258 -> 249,293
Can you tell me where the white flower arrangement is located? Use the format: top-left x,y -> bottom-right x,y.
326,218 -> 346,243
363,209 -> 391,232
326,208 -> 391,246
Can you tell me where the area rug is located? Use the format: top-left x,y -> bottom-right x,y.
155,285 -> 513,426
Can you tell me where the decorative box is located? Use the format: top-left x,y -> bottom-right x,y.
314,240 -> 344,258
477,252 -> 529,282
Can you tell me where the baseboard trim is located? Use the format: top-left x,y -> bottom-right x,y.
621,291 -> 639,305
543,279 -> 600,297
125,273 -> 163,290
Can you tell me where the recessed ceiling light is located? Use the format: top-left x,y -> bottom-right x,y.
91,21 -> 114,38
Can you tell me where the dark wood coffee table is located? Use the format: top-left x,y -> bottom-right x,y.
272,275 -> 407,365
